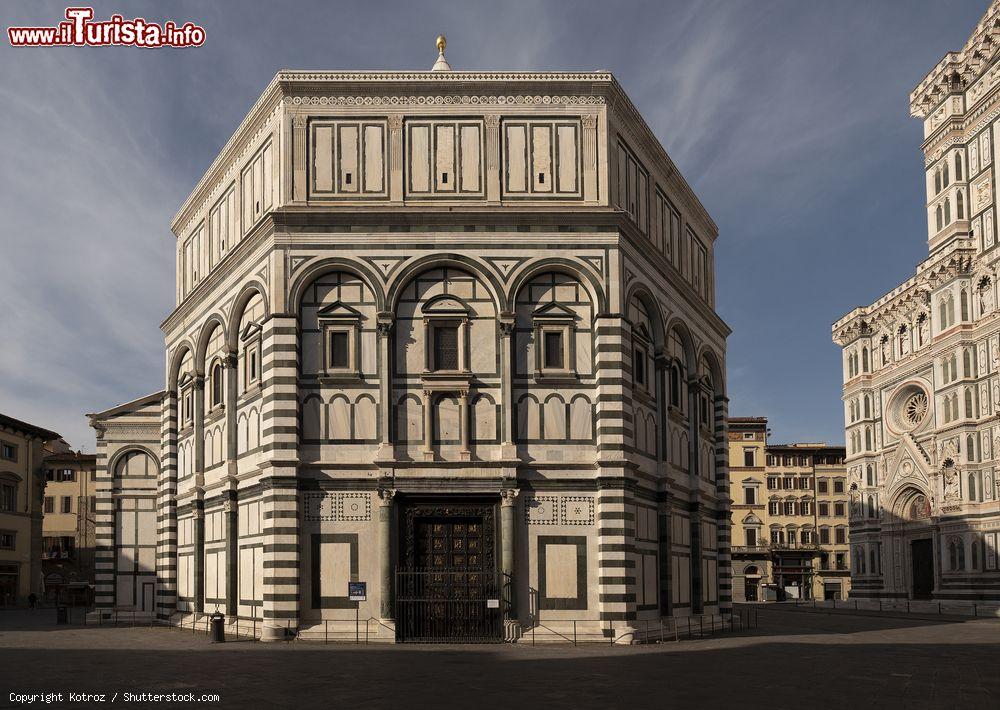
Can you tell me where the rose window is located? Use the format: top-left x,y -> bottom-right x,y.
903,392 -> 928,427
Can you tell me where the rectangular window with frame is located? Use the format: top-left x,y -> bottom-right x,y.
544,330 -> 566,371
743,449 -> 755,467
433,324 -> 460,371
818,480 -> 829,494
244,341 -> 261,389
835,528 -> 846,544
328,330 -> 351,370
820,528 -> 830,544
743,487 -> 756,505
633,346 -> 647,386
0,531 -> 13,550
0,483 -> 16,512
0,442 -> 16,461
61,497 -> 72,514
44,497 -> 54,514
834,502 -> 846,517
819,502 -> 829,516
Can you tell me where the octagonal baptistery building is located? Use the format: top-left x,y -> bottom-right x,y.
91,47 -> 730,642
833,3 -> 1000,605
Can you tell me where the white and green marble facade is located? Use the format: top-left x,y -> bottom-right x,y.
90,66 -> 730,642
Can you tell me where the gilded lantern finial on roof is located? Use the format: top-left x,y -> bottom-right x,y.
432,34 -> 452,72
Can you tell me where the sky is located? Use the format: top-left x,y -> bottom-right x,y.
0,0 -> 992,450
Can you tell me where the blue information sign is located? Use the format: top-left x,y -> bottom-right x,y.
348,581 -> 367,601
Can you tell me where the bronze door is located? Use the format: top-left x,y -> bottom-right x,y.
396,503 -> 502,642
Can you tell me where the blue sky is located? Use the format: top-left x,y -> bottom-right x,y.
0,0 -> 991,449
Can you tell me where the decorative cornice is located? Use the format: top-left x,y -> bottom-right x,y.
833,245 -> 975,344
910,0 -> 1000,118
276,70 -> 614,83
284,93 -> 605,107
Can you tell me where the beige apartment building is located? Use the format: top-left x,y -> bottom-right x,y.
41,450 -> 98,605
834,1 -> 1000,603
0,414 -> 61,605
729,418 -> 850,601
87,39 -> 731,643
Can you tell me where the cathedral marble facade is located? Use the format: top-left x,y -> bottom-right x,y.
89,44 -> 730,642
833,3 -> 1000,603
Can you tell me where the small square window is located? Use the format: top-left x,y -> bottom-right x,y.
0,443 -> 16,461
0,532 -> 13,550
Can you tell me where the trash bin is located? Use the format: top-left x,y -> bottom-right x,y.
209,611 -> 225,643
56,606 -> 69,625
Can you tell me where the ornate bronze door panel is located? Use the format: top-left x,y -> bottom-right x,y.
396,502 -> 502,643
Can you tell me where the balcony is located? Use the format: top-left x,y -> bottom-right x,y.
732,545 -> 771,555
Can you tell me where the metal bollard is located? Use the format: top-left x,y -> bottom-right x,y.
325,619 -> 329,645
573,620 -> 577,647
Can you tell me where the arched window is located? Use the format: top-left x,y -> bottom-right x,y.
866,464 -> 874,486
943,160 -> 950,187
867,495 -> 875,518
863,395 -> 871,418
955,152 -> 963,181
935,169 -> 942,194
961,289 -> 970,321
669,363 -> 681,408
968,472 -> 977,502
944,198 -> 951,224
964,388 -> 974,419
936,205 -> 943,231
864,427 -> 872,451
870,549 -> 877,575
957,539 -> 966,570
861,347 -> 869,372
957,190 -> 964,219
114,450 -> 157,478
972,536 -> 980,569
963,349 -> 972,376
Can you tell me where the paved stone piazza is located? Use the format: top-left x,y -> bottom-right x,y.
2,606 -> 999,709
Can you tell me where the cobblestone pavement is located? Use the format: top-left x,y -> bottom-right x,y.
1,605 -> 998,709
